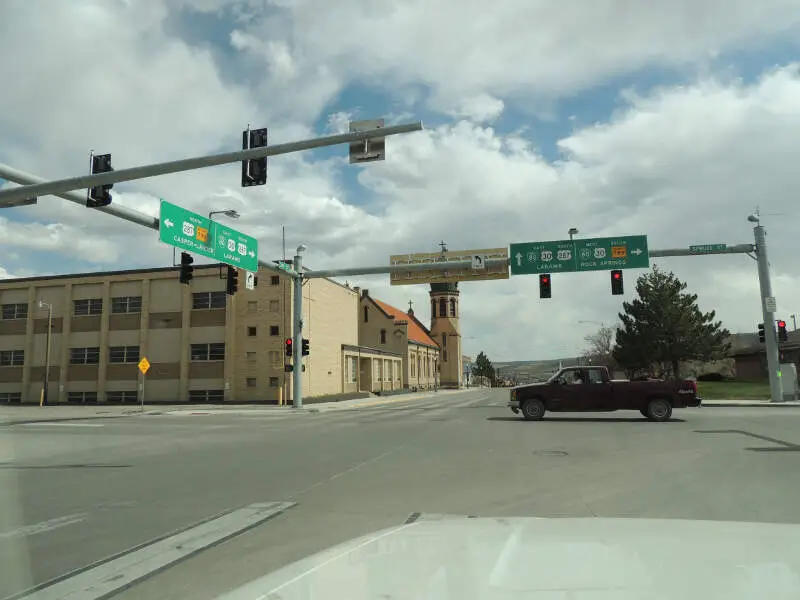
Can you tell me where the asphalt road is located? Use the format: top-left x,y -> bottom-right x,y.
2,390 -> 800,599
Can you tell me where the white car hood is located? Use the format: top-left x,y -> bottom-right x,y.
218,515 -> 800,599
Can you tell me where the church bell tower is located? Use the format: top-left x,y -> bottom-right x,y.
429,281 -> 462,388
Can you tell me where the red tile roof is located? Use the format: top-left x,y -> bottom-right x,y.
370,297 -> 438,349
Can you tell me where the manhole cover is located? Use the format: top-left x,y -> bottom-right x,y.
532,450 -> 568,457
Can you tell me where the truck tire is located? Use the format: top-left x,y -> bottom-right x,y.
644,398 -> 672,422
521,398 -> 546,421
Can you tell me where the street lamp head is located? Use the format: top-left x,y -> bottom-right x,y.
223,210 -> 240,219
747,213 -> 759,223
568,227 -> 578,235
297,244 -> 307,253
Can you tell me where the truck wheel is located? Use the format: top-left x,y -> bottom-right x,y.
645,399 -> 672,422
521,399 -> 545,421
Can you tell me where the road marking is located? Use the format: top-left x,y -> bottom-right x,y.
19,422 -> 105,428
14,501 -> 295,600
0,513 -> 88,540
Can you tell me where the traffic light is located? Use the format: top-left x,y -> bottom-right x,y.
226,266 -> 239,295
611,270 -> 624,295
179,252 -> 194,284
87,153 -> 114,208
758,323 -> 765,343
285,338 -> 293,357
241,127 -> 268,187
302,338 -> 310,356
539,274 -> 551,299
777,320 -> 788,342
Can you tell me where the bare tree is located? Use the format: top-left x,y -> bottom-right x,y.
582,325 -> 617,369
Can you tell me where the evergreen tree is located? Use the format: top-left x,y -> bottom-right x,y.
472,351 -> 495,384
613,266 -> 731,378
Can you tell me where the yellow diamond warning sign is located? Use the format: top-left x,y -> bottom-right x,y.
138,357 -> 151,375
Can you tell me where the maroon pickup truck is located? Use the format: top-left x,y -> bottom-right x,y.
508,366 -> 701,422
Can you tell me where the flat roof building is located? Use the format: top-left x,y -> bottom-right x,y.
0,263 -> 399,404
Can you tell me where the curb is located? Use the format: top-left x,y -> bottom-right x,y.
0,414 -> 138,426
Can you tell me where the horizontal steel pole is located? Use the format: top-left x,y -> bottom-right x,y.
303,245 -> 755,279
649,244 -> 754,257
0,164 -> 293,278
0,163 -> 159,229
304,258 -> 509,279
0,121 -> 424,204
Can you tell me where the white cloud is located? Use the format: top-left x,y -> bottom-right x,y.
1,1 -> 800,362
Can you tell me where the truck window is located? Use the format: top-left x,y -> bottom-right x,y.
588,370 -> 604,384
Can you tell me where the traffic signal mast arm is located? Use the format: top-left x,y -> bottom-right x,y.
0,122 -> 423,205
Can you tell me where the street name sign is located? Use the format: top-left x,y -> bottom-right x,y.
510,235 -> 649,275
689,244 -> 727,253
159,199 -> 259,272
390,247 -> 509,286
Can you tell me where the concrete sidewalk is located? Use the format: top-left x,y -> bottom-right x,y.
0,389 -> 468,425
701,399 -> 800,407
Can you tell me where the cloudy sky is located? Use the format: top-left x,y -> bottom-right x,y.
1,0 -> 799,362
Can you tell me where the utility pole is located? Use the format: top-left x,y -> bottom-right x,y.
39,300 -> 53,406
791,314 -> 797,331
751,217 -> 782,403
292,245 -> 306,409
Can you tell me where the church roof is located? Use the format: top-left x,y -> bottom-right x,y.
370,297 -> 439,349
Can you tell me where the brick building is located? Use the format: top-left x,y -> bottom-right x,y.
0,263 -> 394,404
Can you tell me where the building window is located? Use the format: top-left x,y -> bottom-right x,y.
443,349 -> 448,362
74,298 -> 103,316
1,303 -> 28,320
269,377 -> 279,387
431,300 -> 436,319
449,298 -> 456,317
191,291 -> 226,310
363,306 -> 368,323
248,326 -> 257,337
442,333 -> 447,347
70,347 -> 100,365
270,275 -> 280,285
438,298 -> 446,317
270,325 -> 280,336
190,343 -> 225,361
0,350 -> 24,366
111,296 -> 142,314
106,391 -> 138,403
0,392 -> 22,404
67,391 -> 98,404
269,350 -> 281,367
247,301 -> 257,313
269,300 -> 279,312
247,352 -> 256,362
348,356 -> 358,383
189,389 -> 224,403
410,356 -> 415,377
109,346 -> 140,364
380,329 -> 387,344
246,378 -> 257,388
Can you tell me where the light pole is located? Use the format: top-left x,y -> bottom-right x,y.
749,212 -> 782,403
292,244 -> 306,409
38,300 -> 53,406
568,227 -> 578,240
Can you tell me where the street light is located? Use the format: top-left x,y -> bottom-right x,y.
38,300 -> 53,406
568,227 -> 578,240
209,209 -> 240,220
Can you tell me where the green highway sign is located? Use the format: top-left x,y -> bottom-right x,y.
159,199 -> 259,272
689,244 -> 727,253
510,235 -> 649,275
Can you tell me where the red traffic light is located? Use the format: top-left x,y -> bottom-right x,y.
613,272 -> 621,279
285,338 -> 292,346
778,320 -> 786,328
541,276 -> 549,283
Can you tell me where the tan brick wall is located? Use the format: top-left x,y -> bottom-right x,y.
358,297 -> 408,379
429,291 -> 462,388
301,277 -> 359,399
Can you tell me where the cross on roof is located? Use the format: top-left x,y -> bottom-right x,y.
439,240 -> 447,253
408,300 -> 414,311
